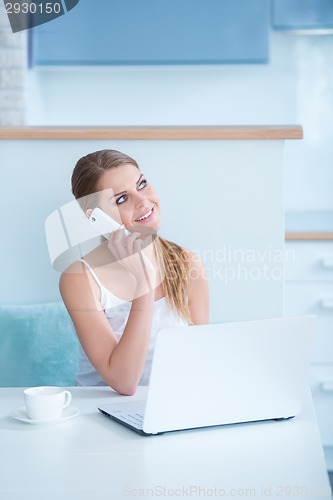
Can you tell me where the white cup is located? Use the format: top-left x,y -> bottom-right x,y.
24,386 -> 72,420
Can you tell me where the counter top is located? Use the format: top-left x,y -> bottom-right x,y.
0,125 -> 303,140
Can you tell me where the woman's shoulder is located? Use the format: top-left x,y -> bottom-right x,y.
60,242 -> 110,281
59,259 -> 100,302
60,260 -> 87,281
59,259 -> 103,311
60,258 -> 93,281
184,249 -> 208,290
183,248 -> 205,268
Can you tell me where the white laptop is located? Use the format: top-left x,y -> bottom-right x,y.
98,315 -> 315,435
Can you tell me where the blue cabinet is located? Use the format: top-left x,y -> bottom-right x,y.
30,0 -> 269,66
272,0 -> 333,30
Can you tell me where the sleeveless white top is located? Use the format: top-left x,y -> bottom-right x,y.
75,259 -> 187,386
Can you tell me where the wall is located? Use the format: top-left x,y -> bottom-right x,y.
25,32 -> 333,212
0,4 -> 25,125
2,28 -> 333,308
0,137 -> 286,325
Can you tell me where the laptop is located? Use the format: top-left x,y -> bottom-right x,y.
98,315 -> 315,435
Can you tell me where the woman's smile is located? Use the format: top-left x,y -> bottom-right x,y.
134,205 -> 155,223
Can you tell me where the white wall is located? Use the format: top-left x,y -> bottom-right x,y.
25,32 -> 333,211
1,138 -> 285,324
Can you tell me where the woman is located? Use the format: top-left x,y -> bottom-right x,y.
60,149 -> 209,395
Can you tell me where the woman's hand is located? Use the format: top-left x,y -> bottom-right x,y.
107,228 -> 156,296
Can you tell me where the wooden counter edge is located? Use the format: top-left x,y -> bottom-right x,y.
285,232 -> 333,241
0,125 -> 303,140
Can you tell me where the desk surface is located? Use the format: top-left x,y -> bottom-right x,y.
0,387 -> 331,500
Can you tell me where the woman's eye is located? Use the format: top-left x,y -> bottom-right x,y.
116,195 -> 126,205
115,179 -> 147,204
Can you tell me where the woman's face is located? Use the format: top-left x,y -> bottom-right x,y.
96,163 -> 160,235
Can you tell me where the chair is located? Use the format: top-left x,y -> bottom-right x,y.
0,302 -> 79,387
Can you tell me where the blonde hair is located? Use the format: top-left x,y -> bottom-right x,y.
71,149 -> 192,324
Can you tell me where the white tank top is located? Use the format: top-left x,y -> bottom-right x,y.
75,259 -> 187,386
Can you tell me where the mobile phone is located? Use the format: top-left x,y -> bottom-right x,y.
88,207 -> 130,238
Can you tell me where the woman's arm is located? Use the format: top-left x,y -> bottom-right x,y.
186,251 -> 209,324
59,260 -> 155,396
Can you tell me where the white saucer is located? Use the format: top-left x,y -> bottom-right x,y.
11,406 -> 80,425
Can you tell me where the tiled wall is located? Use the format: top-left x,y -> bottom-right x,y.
0,4 -> 25,125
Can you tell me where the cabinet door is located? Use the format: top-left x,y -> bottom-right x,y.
309,365 -> 333,447
285,242 -> 333,281
284,283 -> 333,363
30,0 -> 269,66
273,0 -> 333,30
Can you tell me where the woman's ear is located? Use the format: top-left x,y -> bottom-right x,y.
85,208 -> 93,219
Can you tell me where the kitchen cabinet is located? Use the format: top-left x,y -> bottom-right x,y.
29,0 -> 270,66
272,0 -> 333,31
284,234 -> 333,469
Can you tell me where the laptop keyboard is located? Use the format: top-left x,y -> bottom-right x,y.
99,400 -> 146,430
118,411 -> 144,429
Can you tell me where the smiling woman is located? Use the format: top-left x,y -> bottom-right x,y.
59,149 -> 209,395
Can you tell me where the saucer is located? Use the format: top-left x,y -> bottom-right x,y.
11,405 -> 80,425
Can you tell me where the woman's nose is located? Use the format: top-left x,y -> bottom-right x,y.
134,191 -> 147,207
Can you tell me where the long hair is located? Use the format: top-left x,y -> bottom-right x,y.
71,149 -> 192,324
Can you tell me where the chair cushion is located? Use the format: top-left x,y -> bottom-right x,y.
0,302 -> 79,387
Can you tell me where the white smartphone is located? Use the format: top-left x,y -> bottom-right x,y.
88,207 -> 130,238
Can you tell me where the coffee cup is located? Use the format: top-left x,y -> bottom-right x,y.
24,386 -> 72,420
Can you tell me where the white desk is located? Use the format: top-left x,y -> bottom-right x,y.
0,387 -> 331,500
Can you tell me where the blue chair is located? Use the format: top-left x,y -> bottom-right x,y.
0,302 -> 79,387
